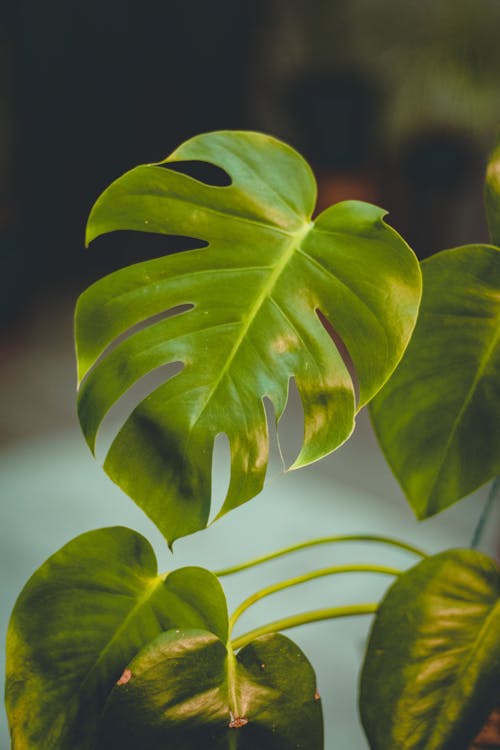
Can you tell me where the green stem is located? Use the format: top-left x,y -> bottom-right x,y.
228,563 -> 400,634
471,476 -> 500,549
231,603 -> 378,651
215,534 -> 427,577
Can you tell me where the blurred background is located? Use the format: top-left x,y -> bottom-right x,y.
1,1 -> 500,747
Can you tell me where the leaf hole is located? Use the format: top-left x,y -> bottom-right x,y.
262,396 -> 284,474
94,361 -> 184,463
208,432 -> 232,524
114,302 -> 194,349
85,230 -> 208,269
158,160 -> 232,187
276,377 -> 305,469
316,308 -> 359,405
81,304 -> 194,387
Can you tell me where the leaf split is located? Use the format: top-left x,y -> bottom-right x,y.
77,130 -> 421,544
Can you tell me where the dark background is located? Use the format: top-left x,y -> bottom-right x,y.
1,0 -> 500,333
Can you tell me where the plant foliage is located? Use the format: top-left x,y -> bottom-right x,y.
370,243 -> 500,518
360,549 -> 500,750
5,527 -> 227,750
8,128 -> 500,750
96,630 -> 322,750
76,130 -> 421,545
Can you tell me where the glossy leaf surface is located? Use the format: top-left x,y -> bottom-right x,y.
370,244 -> 500,518
360,549 -> 500,750
76,130 -> 421,544
5,527 -> 227,750
486,131 -> 500,245
97,629 -> 323,750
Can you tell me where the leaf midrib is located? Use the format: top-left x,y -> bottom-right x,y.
46,573 -> 170,747
189,220 -> 314,428
75,573 -> 168,702
426,306 -> 500,508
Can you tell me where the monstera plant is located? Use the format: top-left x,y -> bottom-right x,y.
4,129 -> 500,750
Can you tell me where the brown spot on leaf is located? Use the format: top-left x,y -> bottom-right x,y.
314,691 -> 321,701
229,712 -> 249,729
116,668 -> 132,686
260,663 -> 266,669
470,708 -> 500,748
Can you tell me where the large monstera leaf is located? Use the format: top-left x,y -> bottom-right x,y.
360,549 -> 500,750
96,630 -> 323,750
5,527 -> 228,750
76,130 -> 421,544
370,243 -> 500,518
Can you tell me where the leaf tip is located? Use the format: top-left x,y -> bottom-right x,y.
84,215 -> 99,248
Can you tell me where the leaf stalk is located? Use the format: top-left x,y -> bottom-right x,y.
231,603 -> 379,651
215,534 -> 427,577
228,563 -> 400,634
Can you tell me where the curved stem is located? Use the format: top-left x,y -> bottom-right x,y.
231,603 -> 378,651
228,563 -> 400,634
215,534 -> 427,577
471,476 -> 500,549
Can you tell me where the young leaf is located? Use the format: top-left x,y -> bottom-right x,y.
360,549 -> 500,750
5,527 -> 228,750
96,629 -> 323,750
76,130 -> 421,544
370,244 -> 500,518
485,131 -> 500,245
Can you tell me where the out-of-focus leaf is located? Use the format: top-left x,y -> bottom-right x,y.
5,527 -> 227,750
360,549 -> 500,750
96,629 -> 323,750
76,130 -> 421,544
485,131 -> 500,245
370,244 -> 500,518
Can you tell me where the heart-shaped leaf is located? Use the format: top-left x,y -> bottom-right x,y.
370,243 -> 500,518
96,629 -> 323,750
485,131 -> 500,245
76,130 -> 421,544
5,526 -> 228,750
360,549 -> 500,750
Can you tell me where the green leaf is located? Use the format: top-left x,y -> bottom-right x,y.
360,549 -> 500,750
76,130 -> 421,544
370,244 -> 500,518
5,526 -> 228,750
96,629 -> 323,750
485,131 -> 500,245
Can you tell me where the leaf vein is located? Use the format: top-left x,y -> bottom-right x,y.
187,224 -> 313,427
215,141 -> 309,222
295,246 -> 386,336
128,184 -> 291,235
